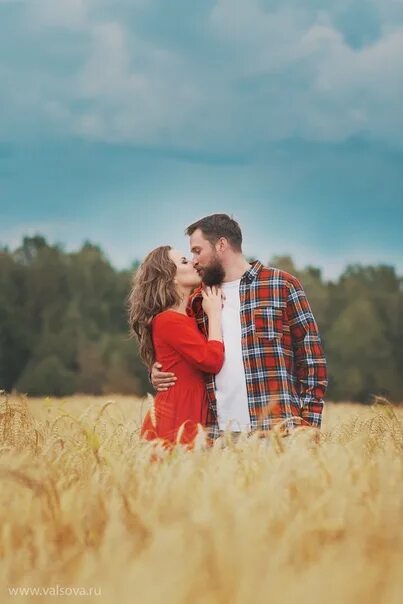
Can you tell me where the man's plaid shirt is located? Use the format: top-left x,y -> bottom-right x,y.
188,261 -> 328,439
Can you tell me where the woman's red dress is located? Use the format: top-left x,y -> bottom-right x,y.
141,310 -> 224,446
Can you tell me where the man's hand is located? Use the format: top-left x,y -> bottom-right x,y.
151,362 -> 177,392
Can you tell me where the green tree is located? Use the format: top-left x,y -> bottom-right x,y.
16,355 -> 77,397
1,236 -> 401,403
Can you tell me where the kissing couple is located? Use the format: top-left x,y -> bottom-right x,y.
128,213 -> 327,447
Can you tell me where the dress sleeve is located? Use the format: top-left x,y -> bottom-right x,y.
158,313 -> 224,374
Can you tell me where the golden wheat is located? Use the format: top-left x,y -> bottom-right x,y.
0,391 -> 402,604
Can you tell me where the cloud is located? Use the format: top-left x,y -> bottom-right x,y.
28,0 -> 91,29
210,1 -> 403,143
72,21 -> 202,146
0,0 -> 402,151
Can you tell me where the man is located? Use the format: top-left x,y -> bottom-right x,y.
151,214 -> 327,439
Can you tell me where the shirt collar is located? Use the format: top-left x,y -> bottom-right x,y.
242,260 -> 263,283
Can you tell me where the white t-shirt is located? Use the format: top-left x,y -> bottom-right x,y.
215,279 -> 250,432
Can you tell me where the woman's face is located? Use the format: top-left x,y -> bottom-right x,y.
169,249 -> 201,290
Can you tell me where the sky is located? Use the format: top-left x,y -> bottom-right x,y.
0,0 -> 402,280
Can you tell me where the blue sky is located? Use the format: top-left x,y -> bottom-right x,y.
0,0 -> 402,279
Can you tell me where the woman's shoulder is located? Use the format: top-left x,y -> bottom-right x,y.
152,310 -> 195,339
153,310 -> 194,325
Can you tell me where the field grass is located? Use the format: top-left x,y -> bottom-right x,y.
0,393 -> 402,604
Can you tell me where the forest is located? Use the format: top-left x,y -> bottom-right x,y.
1,236 -> 402,403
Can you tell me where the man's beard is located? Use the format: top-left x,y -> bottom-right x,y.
201,258 -> 225,287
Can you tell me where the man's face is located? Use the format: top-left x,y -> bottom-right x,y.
189,228 -> 225,286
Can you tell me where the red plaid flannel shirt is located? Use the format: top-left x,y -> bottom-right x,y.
188,261 -> 327,439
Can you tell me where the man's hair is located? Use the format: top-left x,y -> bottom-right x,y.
185,213 -> 242,252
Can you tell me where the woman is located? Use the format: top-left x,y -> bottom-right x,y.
128,246 -> 224,447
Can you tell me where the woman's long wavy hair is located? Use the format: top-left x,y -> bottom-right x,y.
128,245 -> 181,369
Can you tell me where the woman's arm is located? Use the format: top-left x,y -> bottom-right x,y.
158,313 -> 224,374
202,286 -> 223,343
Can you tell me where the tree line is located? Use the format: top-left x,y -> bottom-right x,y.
1,236 -> 402,403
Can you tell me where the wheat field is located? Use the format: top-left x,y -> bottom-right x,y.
0,392 -> 402,604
